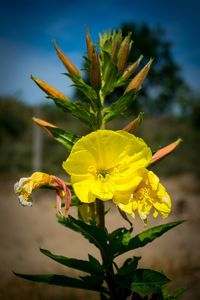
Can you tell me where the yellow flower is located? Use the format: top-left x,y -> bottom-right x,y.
14,172 -> 71,215
63,130 -> 152,203
116,169 -> 171,222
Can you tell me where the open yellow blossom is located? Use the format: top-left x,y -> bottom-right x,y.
14,172 -> 71,215
116,169 -> 171,222
63,130 -> 152,203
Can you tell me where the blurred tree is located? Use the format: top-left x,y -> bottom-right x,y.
120,23 -> 187,114
0,97 -> 33,173
0,97 -> 32,143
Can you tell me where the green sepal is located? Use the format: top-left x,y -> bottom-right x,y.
45,126 -> 79,150
113,220 -> 185,258
14,272 -> 104,292
58,215 -> 109,255
40,249 -> 103,275
103,90 -> 135,123
131,269 -> 170,295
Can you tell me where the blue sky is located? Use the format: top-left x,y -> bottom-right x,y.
0,0 -> 200,105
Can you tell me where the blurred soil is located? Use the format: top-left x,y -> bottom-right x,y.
0,173 -> 199,300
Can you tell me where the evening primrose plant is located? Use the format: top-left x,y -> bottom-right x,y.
14,28 -> 184,299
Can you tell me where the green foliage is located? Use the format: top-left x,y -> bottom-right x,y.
14,272 -> 104,291
42,126 -> 79,151
100,51 -> 121,97
104,90 -> 135,123
131,269 -> 170,295
110,220 -> 184,258
58,215 -> 109,255
40,248 -> 103,275
52,98 -> 98,130
69,74 -> 101,110
15,217 -> 184,298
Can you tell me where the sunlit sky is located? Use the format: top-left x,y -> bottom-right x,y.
0,0 -> 200,105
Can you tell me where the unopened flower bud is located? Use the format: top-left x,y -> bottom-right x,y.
123,112 -> 144,133
86,25 -> 94,61
125,58 -> 153,93
33,117 -> 56,137
53,41 -> 80,76
110,31 -> 122,62
117,34 -> 132,73
122,55 -> 143,80
31,75 -> 68,100
90,49 -> 101,89
152,138 -> 182,164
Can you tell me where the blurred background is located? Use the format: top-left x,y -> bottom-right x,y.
0,0 -> 200,299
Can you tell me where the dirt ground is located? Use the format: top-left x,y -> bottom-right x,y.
0,173 -> 200,300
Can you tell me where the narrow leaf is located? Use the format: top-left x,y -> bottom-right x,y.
14,272 -> 102,291
101,51 -> 120,97
33,117 -> 79,150
40,249 -> 103,275
104,90 -> 135,123
114,220 -> 185,257
58,215 -> 109,254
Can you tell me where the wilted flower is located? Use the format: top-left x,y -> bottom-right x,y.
14,172 -> 71,216
116,169 -> 171,222
63,130 -> 152,203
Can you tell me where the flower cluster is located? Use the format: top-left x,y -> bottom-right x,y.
63,130 -> 171,222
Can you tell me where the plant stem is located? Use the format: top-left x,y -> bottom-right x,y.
96,199 -> 105,229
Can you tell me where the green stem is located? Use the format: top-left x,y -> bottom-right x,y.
96,199 -> 105,229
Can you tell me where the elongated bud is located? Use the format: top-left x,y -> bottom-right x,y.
122,55 -> 143,80
123,112 -> 144,133
125,58 -> 153,93
152,138 -> 182,164
117,34 -> 132,73
33,117 -> 56,137
31,75 -> 68,100
90,49 -> 101,89
86,25 -> 94,61
111,32 -> 122,62
53,41 -> 80,76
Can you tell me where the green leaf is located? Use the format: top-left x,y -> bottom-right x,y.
40,249 -> 103,275
45,126 -> 79,150
69,74 -> 101,109
58,216 -> 109,255
14,272 -> 103,291
117,257 -> 141,278
161,287 -> 186,300
49,98 -> 97,129
109,227 -> 132,257
101,51 -> 120,97
114,220 -> 185,257
104,90 -> 135,123
131,269 -> 170,295
114,257 -> 141,297
115,256 -> 141,286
